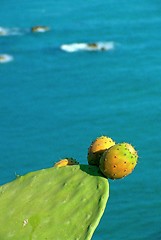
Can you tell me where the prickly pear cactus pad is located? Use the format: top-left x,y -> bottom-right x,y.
0,165 -> 109,240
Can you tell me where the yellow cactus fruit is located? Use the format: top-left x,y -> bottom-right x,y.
87,136 -> 115,166
99,143 -> 138,179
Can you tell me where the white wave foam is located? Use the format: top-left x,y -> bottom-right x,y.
0,27 -> 9,36
60,42 -> 115,52
0,54 -> 14,63
0,26 -> 50,36
0,27 -> 24,36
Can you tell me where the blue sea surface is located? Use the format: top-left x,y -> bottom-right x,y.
0,1 -> 161,239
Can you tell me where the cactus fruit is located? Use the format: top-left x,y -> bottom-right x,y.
54,157 -> 79,167
88,135 -> 115,166
99,143 -> 138,179
0,165 -> 109,240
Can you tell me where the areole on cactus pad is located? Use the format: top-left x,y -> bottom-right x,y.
99,142 -> 138,179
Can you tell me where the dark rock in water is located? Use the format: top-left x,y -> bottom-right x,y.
87,43 -> 98,48
31,26 -> 50,33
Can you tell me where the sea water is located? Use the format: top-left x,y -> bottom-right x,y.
0,1 -> 161,239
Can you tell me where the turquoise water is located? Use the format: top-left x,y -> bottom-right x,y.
0,1 -> 161,239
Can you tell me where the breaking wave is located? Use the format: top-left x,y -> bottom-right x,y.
0,54 -> 14,63
0,26 -> 25,36
60,41 -> 115,52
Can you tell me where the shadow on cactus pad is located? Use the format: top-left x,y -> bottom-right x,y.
0,164 -> 109,240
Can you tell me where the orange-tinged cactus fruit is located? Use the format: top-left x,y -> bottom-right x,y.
99,143 -> 138,179
88,136 -> 115,166
54,158 -> 79,167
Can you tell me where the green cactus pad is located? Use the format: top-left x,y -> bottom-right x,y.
0,164 -> 109,240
